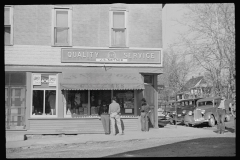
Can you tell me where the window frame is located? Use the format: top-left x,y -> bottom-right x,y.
4,6 -> 13,46
143,74 -> 154,86
52,6 -> 72,47
109,7 -> 128,48
30,73 -> 59,118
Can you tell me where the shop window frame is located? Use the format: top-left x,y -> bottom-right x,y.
52,6 -> 72,47
109,7 -> 128,48
4,5 -> 13,46
30,73 -> 58,118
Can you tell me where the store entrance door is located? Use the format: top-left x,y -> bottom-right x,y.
144,83 -> 156,128
5,86 -> 26,130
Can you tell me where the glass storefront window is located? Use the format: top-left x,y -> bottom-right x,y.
31,73 -> 58,117
113,90 -> 134,115
90,90 -> 111,115
65,90 -> 88,116
32,90 -> 56,115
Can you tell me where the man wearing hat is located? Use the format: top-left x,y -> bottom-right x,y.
216,96 -> 227,134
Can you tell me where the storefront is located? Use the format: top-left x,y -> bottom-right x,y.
5,48 -> 162,133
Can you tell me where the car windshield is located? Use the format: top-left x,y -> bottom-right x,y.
189,101 -> 193,105
206,101 -> 213,105
198,102 -> 205,106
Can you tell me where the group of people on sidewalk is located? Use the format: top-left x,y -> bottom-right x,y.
98,97 -> 124,136
98,97 -> 154,135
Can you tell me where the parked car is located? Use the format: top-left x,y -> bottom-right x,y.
167,101 -> 182,125
168,98 -> 202,125
183,97 -> 231,127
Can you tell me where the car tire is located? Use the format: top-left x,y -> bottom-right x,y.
208,115 -> 215,127
225,114 -> 231,122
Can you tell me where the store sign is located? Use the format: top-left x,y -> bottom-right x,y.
32,74 -> 41,85
61,48 -> 162,64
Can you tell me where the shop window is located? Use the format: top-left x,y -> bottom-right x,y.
31,73 -> 58,117
52,6 -> 72,46
113,90 -> 134,115
5,72 -> 26,129
90,90 -> 111,116
64,90 -> 89,117
110,8 -> 128,47
4,6 -> 13,45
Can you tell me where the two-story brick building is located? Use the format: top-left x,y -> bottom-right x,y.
5,4 -> 163,133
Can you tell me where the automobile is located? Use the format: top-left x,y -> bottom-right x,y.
168,98 -> 202,125
167,101 -> 183,125
183,97 -> 231,127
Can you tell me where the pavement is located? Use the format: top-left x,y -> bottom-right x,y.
6,124 -> 235,149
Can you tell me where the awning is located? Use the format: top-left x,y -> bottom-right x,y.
60,68 -> 144,90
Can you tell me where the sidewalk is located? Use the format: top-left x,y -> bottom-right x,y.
6,125 -> 235,149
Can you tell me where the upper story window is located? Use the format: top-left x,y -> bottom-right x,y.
4,6 -> 13,45
110,8 -> 128,47
52,6 -> 72,46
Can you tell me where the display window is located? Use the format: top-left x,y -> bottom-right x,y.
113,90 -> 134,115
63,90 -> 88,117
31,73 -> 58,117
90,90 -> 111,115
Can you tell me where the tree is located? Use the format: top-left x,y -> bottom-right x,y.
175,3 -> 235,97
158,45 -> 192,101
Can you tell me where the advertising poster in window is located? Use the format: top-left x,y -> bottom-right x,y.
49,75 -> 57,86
32,74 -> 41,85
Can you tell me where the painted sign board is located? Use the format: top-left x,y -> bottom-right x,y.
61,48 -> 161,64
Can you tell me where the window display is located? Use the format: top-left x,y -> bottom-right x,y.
31,73 -> 57,117
113,90 -> 134,115
65,90 -> 88,116
90,90 -> 111,115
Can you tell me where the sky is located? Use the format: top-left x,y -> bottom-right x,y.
162,4 -> 204,79
162,4 -> 186,49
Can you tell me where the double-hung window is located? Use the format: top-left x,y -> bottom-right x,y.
4,6 -> 13,45
52,6 -> 72,46
110,8 -> 128,47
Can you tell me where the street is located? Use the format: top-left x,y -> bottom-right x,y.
6,116 -> 235,158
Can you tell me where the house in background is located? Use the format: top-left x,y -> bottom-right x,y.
177,76 -> 211,101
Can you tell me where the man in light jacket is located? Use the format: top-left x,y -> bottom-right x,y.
217,96 -> 226,134
109,97 -> 123,136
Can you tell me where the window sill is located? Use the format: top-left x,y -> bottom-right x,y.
109,46 -> 129,49
52,45 -> 72,47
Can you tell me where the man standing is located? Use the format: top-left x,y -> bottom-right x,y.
140,98 -> 154,131
98,100 -> 110,135
217,96 -> 227,134
109,97 -> 123,136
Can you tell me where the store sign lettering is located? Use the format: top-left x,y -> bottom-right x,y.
61,48 -> 162,64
